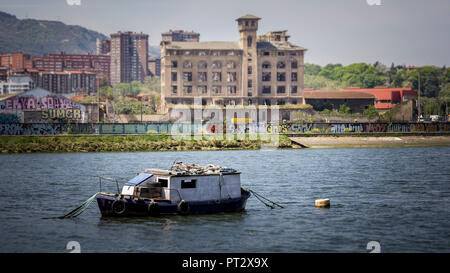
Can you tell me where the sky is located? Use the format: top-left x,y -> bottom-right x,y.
1,0 -> 449,67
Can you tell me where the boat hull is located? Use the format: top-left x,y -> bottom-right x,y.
96,189 -> 251,217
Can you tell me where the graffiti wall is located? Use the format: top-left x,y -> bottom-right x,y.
0,122 -> 449,136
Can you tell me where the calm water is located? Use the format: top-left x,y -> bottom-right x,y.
0,147 -> 449,253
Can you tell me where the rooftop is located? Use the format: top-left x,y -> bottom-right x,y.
304,90 -> 376,99
236,14 -> 261,20
166,41 -> 241,50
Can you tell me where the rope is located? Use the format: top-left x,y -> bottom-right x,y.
44,192 -> 99,219
248,189 -> 284,209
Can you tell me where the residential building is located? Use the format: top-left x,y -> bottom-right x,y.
0,75 -> 34,95
28,70 -> 97,95
110,31 -> 149,86
96,38 -> 111,55
0,52 -> 31,72
148,56 -> 161,77
162,30 -> 200,42
160,14 -> 306,113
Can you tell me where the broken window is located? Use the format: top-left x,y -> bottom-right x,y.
171,61 -> 178,68
277,99 -> 286,105
262,86 -> 271,94
277,61 -> 286,69
264,99 -> 271,106
212,61 -> 222,69
212,72 -> 221,82
183,86 -> 192,94
262,61 -> 271,69
227,51 -> 235,56
171,85 -> 177,94
183,72 -> 192,82
227,72 -> 236,82
198,86 -> 207,94
212,86 -> 222,94
262,72 -> 271,81
263,51 -> 270,56
226,61 -> 236,69
291,61 -> 298,69
212,51 -> 220,56
199,51 -> 207,56
181,179 -> 197,189
183,61 -> 192,69
198,61 -> 207,69
277,72 -> 286,81
227,86 -> 237,94
277,86 -> 286,94
184,51 -> 191,56
171,72 -> 177,81
198,72 -> 207,82
278,52 -> 285,56
291,72 -> 298,82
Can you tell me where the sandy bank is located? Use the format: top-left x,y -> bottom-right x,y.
290,136 -> 450,149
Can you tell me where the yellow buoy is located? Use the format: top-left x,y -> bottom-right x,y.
315,198 -> 330,208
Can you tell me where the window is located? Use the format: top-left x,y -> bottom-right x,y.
277,99 -> 286,105
171,72 -> 177,81
181,179 -> 197,189
183,61 -> 192,69
171,85 -> 177,94
183,86 -> 192,94
277,61 -> 286,69
183,72 -> 192,82
212,86 -> 222,94
212,72 -> 221,82
262,61 -> 271,69
263,52 -> 270,56
262,72 -> 271,82
198,86 -> 207,95
264,99 -> 271,106
198,72 -> 207,82
158,178 -> 168,187
291,72 -> 298,81
227,72 -> 236,82
199,51 -> 207,56
277,72 -> 286,82
291,61 -> 298,69
262,86 -> 271,94
171,61 -> 177,68
226,61 -> 236,69
248,80 -> 252,88
227,86 -> 237,94
211,61 -> 222,69
277,86 -> 286,94
278,52 -> 285,56
248,66 -> 252,74
247,36 -> 252,47
292,85 -> 298,94
198,61 -> 207,69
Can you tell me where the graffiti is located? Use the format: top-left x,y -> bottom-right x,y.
0,95 -> 81,111
0,122 -> 449,136
0,113 -> 20,124
41,109 -> 82,120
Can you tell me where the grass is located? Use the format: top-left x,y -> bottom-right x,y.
0,134 -> 295,153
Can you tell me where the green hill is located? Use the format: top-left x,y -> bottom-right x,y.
0,11 -> 107,56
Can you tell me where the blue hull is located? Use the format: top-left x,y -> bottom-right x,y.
96,189 -> 251,217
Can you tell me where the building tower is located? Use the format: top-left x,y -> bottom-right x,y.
236,14 -> 260,105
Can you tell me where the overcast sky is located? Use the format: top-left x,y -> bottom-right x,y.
1,0 -> 449,66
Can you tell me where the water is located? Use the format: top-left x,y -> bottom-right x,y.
0,147 -> 449,253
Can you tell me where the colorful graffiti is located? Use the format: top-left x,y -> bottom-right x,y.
0,122 -> 449,136
0,113 -> 20,124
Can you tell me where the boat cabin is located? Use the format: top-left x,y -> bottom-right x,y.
120,167 -> 242,203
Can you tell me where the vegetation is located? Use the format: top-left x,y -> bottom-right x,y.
0,134 -> 295,153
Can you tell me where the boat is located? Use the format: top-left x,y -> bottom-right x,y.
95,163 -> 251,217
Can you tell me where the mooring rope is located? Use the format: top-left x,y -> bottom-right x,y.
44,192 -> 99,219
248,189 -> 284,209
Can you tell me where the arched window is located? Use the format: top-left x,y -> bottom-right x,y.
183,60 -> 192,69
247,36 -> 252,47
211,61 -> 222,69
277,61 -> 286,69
262,61 -> 271,69
198,61 -> 207,69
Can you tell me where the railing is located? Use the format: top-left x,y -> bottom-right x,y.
98,176 -> 125,194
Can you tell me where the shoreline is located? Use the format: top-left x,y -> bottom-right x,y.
289,136 -> 450,149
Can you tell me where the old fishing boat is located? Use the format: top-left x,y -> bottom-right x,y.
95,163 -> 251,217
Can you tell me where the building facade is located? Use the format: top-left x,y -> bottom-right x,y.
0,75 -> 34,95
148,56 -> 161,77
0,52 -> 31,72
344,87 -> 417,110
110,31 -> 149,86
96,38 -> 111,55
160,15 -> 306,113
162,30 -> 200,42
28,70 -> 97,95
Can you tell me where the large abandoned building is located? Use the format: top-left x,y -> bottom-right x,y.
160,14 -> 306,113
